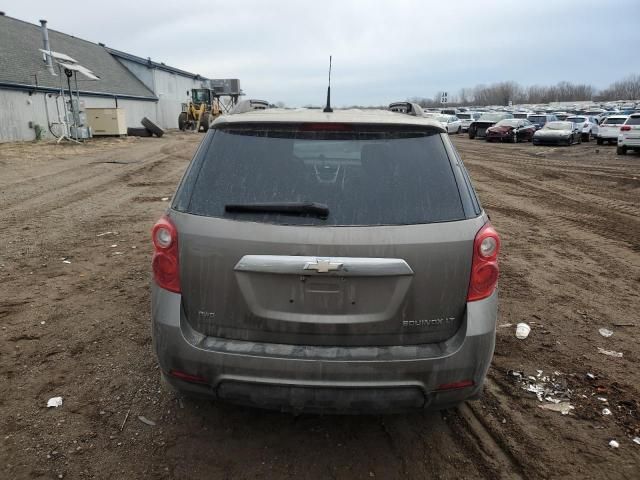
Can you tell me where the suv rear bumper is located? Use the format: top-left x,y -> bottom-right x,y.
152,286 -> 497,414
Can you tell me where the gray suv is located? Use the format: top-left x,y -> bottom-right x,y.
151,109 -> 500,414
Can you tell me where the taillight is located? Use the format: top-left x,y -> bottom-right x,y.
467,222 -> 500,302
621,125 -> 631,131
152,216 -> 180,293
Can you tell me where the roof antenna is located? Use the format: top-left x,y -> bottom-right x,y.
323,55 -> 333,113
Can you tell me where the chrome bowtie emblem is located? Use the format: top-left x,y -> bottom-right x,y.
304,259 -> 343,273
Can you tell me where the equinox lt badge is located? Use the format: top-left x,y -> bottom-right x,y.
304,259 -> 343,273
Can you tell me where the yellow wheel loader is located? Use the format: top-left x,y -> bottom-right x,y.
178,89 -> 223,133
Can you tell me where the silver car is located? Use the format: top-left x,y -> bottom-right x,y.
151,109 -> 500,414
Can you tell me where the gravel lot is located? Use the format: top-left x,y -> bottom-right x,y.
1,131 -> 639,479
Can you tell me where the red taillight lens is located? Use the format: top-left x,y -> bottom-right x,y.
467,222 -> 500,302
436,380 -> 475,391
168,369 -> 207,384
621,125 -> 631,131
152,216 -> 180,293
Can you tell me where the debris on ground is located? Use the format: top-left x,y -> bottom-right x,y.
161,197 -> 169,201
62,259 -> 71,264
508,370 -> 571,403
515,322 -> 530,339
598,328 -> 614,338
539,402 -> 574,415
96,231 -> 113,237
602,408 -> 612,416
586,373 -> 596,380
597,347 -> 623,358
633,437 -> 640,445
499,323 -> 512,328
609,440 -> 620,448
138,415 -> 156,426
47,397 -> 63,408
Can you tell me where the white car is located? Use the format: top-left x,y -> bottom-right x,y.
432,114 -> 462,134
456,112 -> 481,132
597,115 -> 628,145
565,115 -> 599,142
617,113 -> 640,155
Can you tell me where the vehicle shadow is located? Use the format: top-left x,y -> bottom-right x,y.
158,395 -> 475,479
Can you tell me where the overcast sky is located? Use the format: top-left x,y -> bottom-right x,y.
5,0 -> 639,106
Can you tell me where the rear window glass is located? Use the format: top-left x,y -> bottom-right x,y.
457,113 -> 471,119
603,117 -> 626,125
626,116 -> 640,125
528,116 -> 547,123
185,124 -> 465,226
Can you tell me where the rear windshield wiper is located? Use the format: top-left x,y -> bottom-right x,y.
225,202 -> 329,219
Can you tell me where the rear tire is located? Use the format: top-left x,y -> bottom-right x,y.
617,146 -> 627,155
457,126 -> 461,134
141,117 -> 164,137
199,112 -> 211,133
596,137 -> 603,145
582,132 -> 590,142
178,112 -> 188,131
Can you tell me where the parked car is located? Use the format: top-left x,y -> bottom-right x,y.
597,115 -> 628,145
389,102 -> 424,116
151,109 -> 500,414
552,112 -> 572,121
513,112 -> 532,119
440,108 -> 459,115
485,119 -> 536,143
532,121 -> 582,146
527,114 -> 558,130
468,112 -> 514,139
617,113 -> 640,155
456,112 -> 482,132
565,115 -> 599,141
584,109 -> 606,122
432,114 -> 463,134
230,99 -> 269,114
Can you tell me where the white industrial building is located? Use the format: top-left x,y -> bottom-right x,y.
0,13 -> 211,142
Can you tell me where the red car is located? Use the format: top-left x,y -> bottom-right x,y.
485,119 -> 536,143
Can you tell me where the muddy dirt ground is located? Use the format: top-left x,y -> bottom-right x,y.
1,131 -> 639,479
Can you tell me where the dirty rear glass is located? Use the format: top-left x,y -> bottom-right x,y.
185,124 -> 465,226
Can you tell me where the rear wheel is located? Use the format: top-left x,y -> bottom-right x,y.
457,126 -> 461,134
617,146 -> 627,155
582,132 -> 590,142
200,112 -> 211,133
596,137 -> 603,145
178,112 -> 188,131
469,130 -> 476,140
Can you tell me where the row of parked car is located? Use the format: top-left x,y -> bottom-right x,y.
388,102 -> 640,155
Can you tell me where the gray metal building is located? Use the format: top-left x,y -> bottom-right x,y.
0,14 -> 209,142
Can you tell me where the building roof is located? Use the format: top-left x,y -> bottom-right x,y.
213,108 -> 446,132
0,15 -> 156,99
105,47 -> 206,80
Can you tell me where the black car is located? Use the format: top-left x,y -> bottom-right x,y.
527,114 -> 558,130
